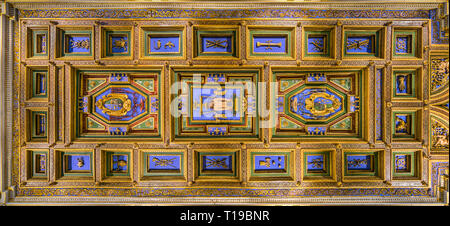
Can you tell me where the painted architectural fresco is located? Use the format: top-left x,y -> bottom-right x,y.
1,0 -> 448,205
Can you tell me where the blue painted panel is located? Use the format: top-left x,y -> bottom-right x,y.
395,115 -> 408,133
395,36 -> 409,54
346,36 -> 373,53
109,127 -> 128,135
253,36 -> 286,53
347,155 -> 371,170
376,69 -> 383,141
94,87 -> 146,122
290,88 -> 342,120
149,36 -> 180,53
395,155 -> 408,171
111,35 -> 128,53
67,36 -> 90,53
307,127 -> 326,135
201,36 -> 232,53
203,155 -> 232,170
349,96 -> 359,112
207,73 -> 226,83
277,96 -> 284,112
112,154 -> 128,172
148,155 -> 181,170
307,73 -> 326,82
307,155 -> 325,171
254,155 -> 285,170
208,127 -> 227,135
307,36 -> 325,53
191,86 -> 242,121
110,73 -> 129,82
150,97 -> 158,113
66,155 -> 91,171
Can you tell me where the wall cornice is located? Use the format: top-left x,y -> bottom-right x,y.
7,1 -> 445,10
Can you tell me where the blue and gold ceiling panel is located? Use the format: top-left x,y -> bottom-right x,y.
392,109 -> 422,142
302,26 -> 336,60
101,26 -> 133,59
271,68 -> 365,141
140,26 -> 185,60
342,149 -> 384,182
25,108 -> 48,143
7,1 -> 449,206
140,149 -> 186,182
56,26 -> 94,60
246,26 -> 295,60
392,67 -> 423,102
24,149 -> 49,182
247,149 -> 295,182
75,68 -> 162,141
391,150 -> 421,180
170,67 -> 261,142
55,149 -> 95,182
193,25 -> 240,59
194,149 -> 240,183
302,149 -> 336,182
342,26 -> 385,60
392,27 -> 422,60
26,26 -> 49,60
25,66 -> 49,102
101,149 -> 133,182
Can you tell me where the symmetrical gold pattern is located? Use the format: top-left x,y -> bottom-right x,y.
0,0 -> 448,206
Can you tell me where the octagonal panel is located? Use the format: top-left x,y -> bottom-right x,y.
288,86 -> 345,122
74,69 -> 162,140
92,85 -> 148,124
271,69 -> 365,140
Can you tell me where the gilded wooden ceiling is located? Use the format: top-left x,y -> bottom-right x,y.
0,0 -> 448,205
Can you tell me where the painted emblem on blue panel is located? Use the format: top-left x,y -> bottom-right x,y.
396,74 -> 409,94
66,155 -> 91,172
191,85 -> 243,122
67,35 -> 90,53
395,115 -> 409,134
94,86 -> 147,122
202,36 -> 232,53
308,36 -> 326,54
290,88 -> 342,120
150,36 -> 179,53
307,155 -> 325,172
253,37 -> 286,53
346,36 -> 373,53
149,155 -> 181,170
111,154 -> 128,172
254,156 -> 285,170
207,73 -> 225,83
203,155 -> 232,170
395,36 -> 410,54
307,73 -> 326,82
347,155 -> 372,170
110,35 -> 128,53
395,155 -> 409,171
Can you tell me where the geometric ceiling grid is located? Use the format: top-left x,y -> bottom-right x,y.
0,0 -> 448,206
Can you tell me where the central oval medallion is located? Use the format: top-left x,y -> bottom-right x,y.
289,88 -> 343,120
